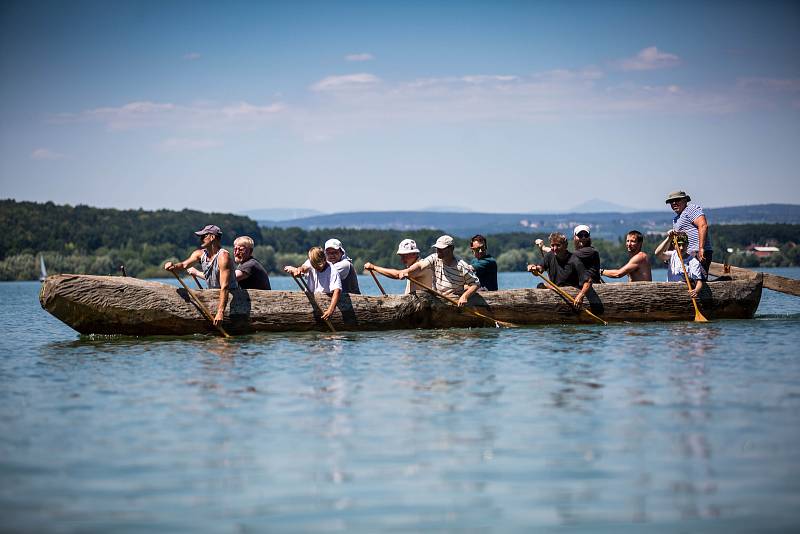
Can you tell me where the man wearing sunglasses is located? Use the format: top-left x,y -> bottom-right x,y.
469,234 -> 498,291
666,190 -> 712,272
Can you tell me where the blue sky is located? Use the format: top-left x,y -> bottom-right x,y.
1,0 -> 798,214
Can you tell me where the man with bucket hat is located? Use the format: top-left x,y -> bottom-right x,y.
665,190 -> 712,272
399,235 -> 480,306
364,238 -> 433,294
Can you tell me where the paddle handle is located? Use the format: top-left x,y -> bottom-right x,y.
191,274 -> 204,289
369,270 -> 387,296
672,235 -> 709,322
292,274 -> 336,332
531,271 -> 607,325
381,271 -> 517,328
170,270 -> 231,337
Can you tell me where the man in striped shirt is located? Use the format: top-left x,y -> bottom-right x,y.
666,190 -> 713,272
399,235 -> 480,306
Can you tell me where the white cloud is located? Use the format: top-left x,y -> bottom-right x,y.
69,100 -> 286,130
736,77 -> 800,92
461,75 -> 519,84
311,73 -> 381,91
183,52 -> 202,61
345,53 -> 374,62
159,138 -> 221,152
618,46 -> 680,71
31,148 -> 65,160
220,102 -> 286,118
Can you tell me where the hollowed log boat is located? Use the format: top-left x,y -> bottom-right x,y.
39,272 -> 763,336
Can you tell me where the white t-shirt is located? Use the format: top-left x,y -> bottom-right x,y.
302,260 -> 342,294
666,250 -> 706,282
418,253 -> 480,297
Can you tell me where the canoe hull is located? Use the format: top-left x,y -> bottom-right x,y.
40,274 -> 763,336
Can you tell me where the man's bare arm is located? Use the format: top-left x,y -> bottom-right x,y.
214,251 -> 232,325
164,249 -> 203,271
364,262 -> 403,279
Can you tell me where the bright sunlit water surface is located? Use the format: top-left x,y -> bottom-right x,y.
2,270 -> 800,532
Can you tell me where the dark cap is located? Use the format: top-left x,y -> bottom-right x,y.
194,224 -> 222,237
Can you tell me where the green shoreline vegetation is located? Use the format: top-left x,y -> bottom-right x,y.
2,199 -> 799,281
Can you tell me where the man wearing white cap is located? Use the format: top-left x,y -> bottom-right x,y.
399,235 -> 480,306
569,224 -> 601,309
290,238 -> 361,294
364,238 -> 433,294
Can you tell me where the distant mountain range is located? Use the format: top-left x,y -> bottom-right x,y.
240,208 -> 324,221
257,204 -> 800,239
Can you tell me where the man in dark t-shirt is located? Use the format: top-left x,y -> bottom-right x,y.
233,236 -> 271,290
527,232 -> 579,288
569,225 -> 601,308
469,234 -> 498,291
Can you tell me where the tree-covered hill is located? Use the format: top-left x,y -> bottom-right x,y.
1,199 -> 798,280
0,199 -> 260,259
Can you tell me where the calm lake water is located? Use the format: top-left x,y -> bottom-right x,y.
2,269 -> 800,532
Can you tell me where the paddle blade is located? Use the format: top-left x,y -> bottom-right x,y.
692,300 -> 709,322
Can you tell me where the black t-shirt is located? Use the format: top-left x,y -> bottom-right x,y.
542,250 -> 579,288
237,257 -> 271,290
570,246 -> 601,284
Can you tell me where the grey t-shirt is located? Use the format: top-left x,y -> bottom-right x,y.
237,258 -> 271,290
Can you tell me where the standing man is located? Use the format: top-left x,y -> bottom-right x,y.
164,224 -> 236,325
601,230 -> 652,282
527,232 -> 579,288
666,190 -> 713,272
399,235 -> 480,306
469,234 -> 498,291
364,238 -> 433,294
233,236 -> 271,290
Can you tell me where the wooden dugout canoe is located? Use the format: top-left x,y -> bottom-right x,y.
39,273 -> 763,336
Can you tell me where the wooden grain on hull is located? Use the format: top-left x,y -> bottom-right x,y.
40,273 -> 763,336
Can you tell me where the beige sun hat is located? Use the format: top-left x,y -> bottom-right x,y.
665,190 -> 691,203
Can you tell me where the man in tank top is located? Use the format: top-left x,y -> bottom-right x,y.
164,224 -> 236,325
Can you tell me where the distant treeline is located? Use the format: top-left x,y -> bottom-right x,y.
1,199 -> 798,280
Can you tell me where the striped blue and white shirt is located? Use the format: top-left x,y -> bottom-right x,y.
672,203 -> 712,253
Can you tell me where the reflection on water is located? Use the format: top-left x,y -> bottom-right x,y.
3,274 -> 800,531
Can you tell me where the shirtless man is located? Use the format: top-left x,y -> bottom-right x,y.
601,230 -> 652,282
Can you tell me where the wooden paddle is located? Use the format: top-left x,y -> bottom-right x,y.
377,271 -> 519,328
191,274 -> 204,290
672,235 -> 709,323
291,274 -> 336,332
369,270 -> 387,296
708,262 -> 800,297
170,270 -> 231,337
531,271 -> 607,325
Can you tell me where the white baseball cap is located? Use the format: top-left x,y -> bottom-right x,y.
396,239 -> 420,255
433,235 -> 455,249
573,225 -> 591,237
324,238 -> 343,250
